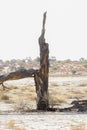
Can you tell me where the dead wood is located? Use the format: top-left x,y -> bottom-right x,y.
59,100 -> 87,112
0,69 -> 36,89
34,12 -> 49,110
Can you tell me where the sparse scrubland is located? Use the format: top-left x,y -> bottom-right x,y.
1,60 -> 87,76
1,60 -> 87,129
0,77 -> 87,129
1,76 -> 87,111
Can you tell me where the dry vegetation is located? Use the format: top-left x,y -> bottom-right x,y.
1,60 -> 87,76
7,119 -> 26,130
1,60 -> 87,129
0,76 -> 87,129
71,124 -> 85,130
0,76 -> 87,112
7,120 -> 15,129
0,83 -> 37,112
79,82 -> 87,87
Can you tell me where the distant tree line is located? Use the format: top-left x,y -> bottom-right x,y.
0,57 -> 87,63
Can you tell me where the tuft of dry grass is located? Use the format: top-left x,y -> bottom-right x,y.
79,82 -> 87,87
50,82 -> 59,87
15,128 -> 26,130
7,120 -> 26,130
25,93 -> 36,100
14,100 -> 31,112
49,95 -> 66,106
1,94 -> 9,100
8,85 -> 18,90
71,124 -> 85,130
7,120 -> 15,129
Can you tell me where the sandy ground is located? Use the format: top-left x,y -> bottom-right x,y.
0,113 -> 87,130
0,76 -> 87,130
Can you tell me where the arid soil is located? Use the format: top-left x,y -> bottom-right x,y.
0,76 -> 87,129
0,113 -> 87,130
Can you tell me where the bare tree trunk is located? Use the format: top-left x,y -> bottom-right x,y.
34,12 -> 49,110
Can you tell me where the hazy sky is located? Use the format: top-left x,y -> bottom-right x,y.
0,0 -> 87,60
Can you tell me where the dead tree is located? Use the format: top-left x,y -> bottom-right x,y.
0,12 -> 49,111
34,12 -> 49,110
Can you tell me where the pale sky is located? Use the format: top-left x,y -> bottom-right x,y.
0,0 -> 87,61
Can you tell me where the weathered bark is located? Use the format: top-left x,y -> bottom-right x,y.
0,69 -> 35,89
34,12 -> 49,110
60,100 -> 87,112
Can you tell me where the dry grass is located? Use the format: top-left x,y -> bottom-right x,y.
15,128 -> 26,130
1,94 -> 9,100
79,82 -> 87,87
0,84 -> 37,111
14,100 -> 31,112
49,95 -> 66,106
7,120 -> 26,130
50,82 -> 59,86
7,120 -> 15,129
8,85 -> 18,90
0,85 -> 3,91
0,77 -> 87,112
25,92 -> 36,100
0,84 -> 36,100
71,124 -> 85,130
